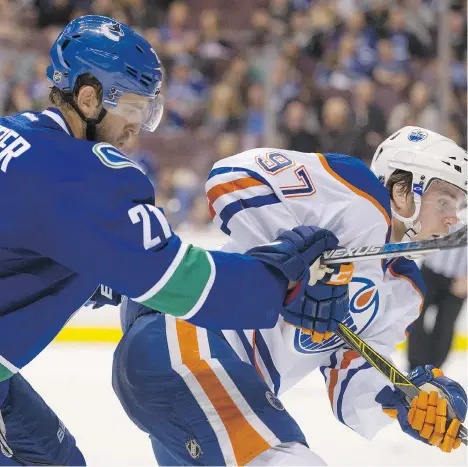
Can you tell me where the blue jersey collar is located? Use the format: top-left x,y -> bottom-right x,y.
42,107 -> 75,137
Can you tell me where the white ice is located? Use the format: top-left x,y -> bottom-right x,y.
21,344 -> 467,466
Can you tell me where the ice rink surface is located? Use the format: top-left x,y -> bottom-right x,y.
21,343 -> 467,466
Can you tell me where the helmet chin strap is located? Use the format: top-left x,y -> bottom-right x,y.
71,103 -> 107,141
391,193 -> 422,242
64,94 -> 107,141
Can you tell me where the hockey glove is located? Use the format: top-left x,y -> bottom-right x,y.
282,263 -> 352,343
86,285 -> 122,309
246,226 -> 340,283
376,365 -> 467,452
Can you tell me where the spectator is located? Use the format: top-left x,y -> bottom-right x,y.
165,55 -> 207,130
171,167 -> 200,226
387,80 -> 440,134
0,61 -> 16,115
281,100 -> 318,153
144,27 -> 163,55
197,9 -> 233,81
449,8 -> 467,62
385,5 -> 428,61
352,79 -> 386,165
242,83 -> 265,150
302,2 -> 337,59
90,0 -> 114,18
318,97 -> 359,155
273,55 -> 301,113
404,0 -> 435,57
222,56 -> 250,98
3,82 -> 33,116
340,10 -> 377,74
268,0 -> 292,24
0,0 -> 465,231
373,38 -> 409,91
289,10 -> 310,48
159,0 -> 190,58
28,55 -> 50,110
245,8 -> 272,82
213,132 -> 240,162
365,0 -> 389,38
450,52 -> 467,91
120,0 -> 161,29
205,83 -> 243,133
36,0 -> 74,28
317,34 -> 366,90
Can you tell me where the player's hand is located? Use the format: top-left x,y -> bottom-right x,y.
282,262 -> 352,342
376,365 -> 467,452
86,285 -> 122,309
246,226 -> 340,283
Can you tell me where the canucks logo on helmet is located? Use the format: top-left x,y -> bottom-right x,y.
408,129 -> 428,142
101,22 -> 125,42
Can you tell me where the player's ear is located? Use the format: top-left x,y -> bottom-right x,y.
392,182 -> 413,216
76,85 -> 101,119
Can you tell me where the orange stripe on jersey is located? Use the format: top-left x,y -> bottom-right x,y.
176,320 -> 270,465
208,202 -> 216,220
388,266 -> 424,313
328,350 -> 360,406
388,266 -> 424,338
317,153 -> 391,227
207,177 -> 265,206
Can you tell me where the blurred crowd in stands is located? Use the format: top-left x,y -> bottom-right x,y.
0,0 -> 466,228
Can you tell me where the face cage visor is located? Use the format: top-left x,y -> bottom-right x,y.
103,89 -> 164,132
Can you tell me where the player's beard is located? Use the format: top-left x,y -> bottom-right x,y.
95,116 -> 136,154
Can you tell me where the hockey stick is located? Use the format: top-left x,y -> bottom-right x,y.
321,225 -> 467,265
335,323 -> 467,446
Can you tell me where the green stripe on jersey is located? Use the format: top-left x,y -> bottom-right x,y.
0,356 -> 18,382
141,245 -> 214,317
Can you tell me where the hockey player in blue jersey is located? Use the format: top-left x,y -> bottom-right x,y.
0,16 -> 343,466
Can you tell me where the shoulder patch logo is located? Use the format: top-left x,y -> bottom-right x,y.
185,439 -> 201,459
265,391 -> 285,411
92,143 -> 143,172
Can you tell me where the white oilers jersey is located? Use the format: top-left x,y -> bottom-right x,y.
206,148 -> 425,439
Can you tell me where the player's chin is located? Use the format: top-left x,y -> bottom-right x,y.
116,140 -> 131,154
416,229 -> 448,241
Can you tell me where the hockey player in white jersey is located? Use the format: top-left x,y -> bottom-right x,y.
112,126 -> 467,465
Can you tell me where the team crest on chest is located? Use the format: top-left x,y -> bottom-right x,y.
92,143 -> 143,172
294,277 -> 380,354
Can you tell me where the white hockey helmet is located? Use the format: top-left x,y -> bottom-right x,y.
371,126 -> 467,238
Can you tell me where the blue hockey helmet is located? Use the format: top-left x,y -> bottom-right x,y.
47,15 -> 164,138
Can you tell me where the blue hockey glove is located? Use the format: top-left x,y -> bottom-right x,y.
282,262 -> 352,342
245,226 -> 340,283
86,285 -> 122,309
376,365 -> 467,452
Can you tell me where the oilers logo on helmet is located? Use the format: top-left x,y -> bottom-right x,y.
101,22 -> 125,41
294,277 -> 379,354
407,129 -> 428,142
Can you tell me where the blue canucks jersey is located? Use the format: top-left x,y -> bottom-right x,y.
0,108 -> 288,380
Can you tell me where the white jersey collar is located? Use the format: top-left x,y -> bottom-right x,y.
42,108 -> 74,137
